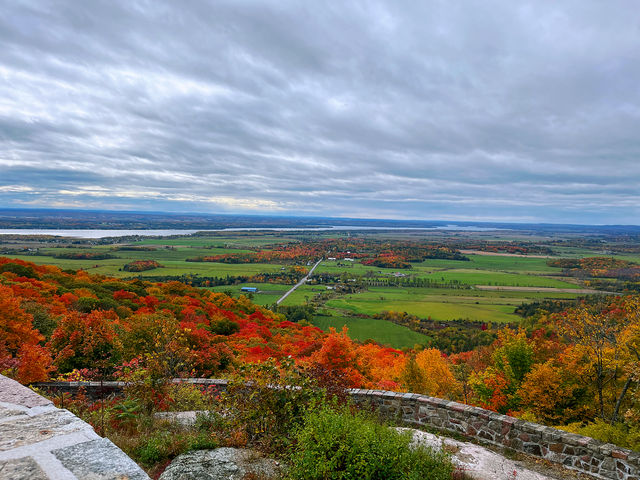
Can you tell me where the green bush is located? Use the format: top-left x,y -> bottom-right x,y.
136,430 -> 175,466
561,419 -> 640,451
287,403 -> 454,480
21,301 -> 57,340
166,382 -> 215,411
210,318 -> 240,335
223,358 -> 324,453
132,422 -> 218,468
75,296 -> 119,313
0,262 -> 38,279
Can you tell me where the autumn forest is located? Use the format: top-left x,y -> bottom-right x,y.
4,227 -> 640,453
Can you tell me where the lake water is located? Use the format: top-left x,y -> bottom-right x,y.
0,225 -> 500,239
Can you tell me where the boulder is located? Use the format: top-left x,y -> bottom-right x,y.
158,448 -> 282,480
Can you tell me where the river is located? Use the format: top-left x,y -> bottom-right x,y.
0,224 -> 501,239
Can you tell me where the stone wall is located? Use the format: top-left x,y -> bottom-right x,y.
33,378 -> 228,401
349,389 -> 639,480
33,379 -> 640,480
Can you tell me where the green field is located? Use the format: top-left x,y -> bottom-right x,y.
403,255 -> 554,274
316,261 -> 380,276
421,254 -> 557,272
312,314 -> 429,349
413,269 -> 576,288
324,286 -> 579,323
8,248 -> 284,278
317,256 -> 575,288
137,234 -> 295,247
279,285 -> 320,306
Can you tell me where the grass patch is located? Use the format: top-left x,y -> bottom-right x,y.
136,234 -> 295,247
287,402 -> 455,480
418,254 -> 557,273
279,285 -> 320,306
412,269 -> 577,288
312,314 -> 429,349
325,287 -> 522,322
8,254 -> 284,278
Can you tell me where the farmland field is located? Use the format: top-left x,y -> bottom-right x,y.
324,286 -> 522,322
7,253 -> 284,278
1,229 -> 601,349
312,314 -> 429,348
413,254 -> 558,273
411,269 -> 577,288
208,283 -> 289,306
137,234 -> 295,247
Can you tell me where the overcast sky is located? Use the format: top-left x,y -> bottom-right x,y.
1,1 -> 640,224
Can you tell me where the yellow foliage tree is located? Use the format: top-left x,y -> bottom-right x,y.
520,360 -> 577,424
400,348 -> 458,398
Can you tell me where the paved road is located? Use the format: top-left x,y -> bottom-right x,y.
276,258 -> 323,305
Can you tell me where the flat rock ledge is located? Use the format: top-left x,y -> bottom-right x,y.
153,411 -> 210,427
0,374 -> 150,480
158,448 -> 282,480
400,427 -> 568,480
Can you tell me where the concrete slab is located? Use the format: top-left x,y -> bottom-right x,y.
0,375 -> 150,480
0,410 -> 90,451
54,438 -> 149,480
0,457 -> 49,480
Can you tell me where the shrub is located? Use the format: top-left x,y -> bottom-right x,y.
560,419 -> 640,452
0,262 -> 38,279
75,296 -> 119,313
53,252 -> 116,260
287,402 -> 454,480
133,425 -> 217,467
166,382 -> 216,411
21,301 -> 57,340
123,260 -> 163,272
210,318 -> 240,336
222,358 -> 324,454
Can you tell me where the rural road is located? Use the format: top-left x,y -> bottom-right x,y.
276,258 -> 323,305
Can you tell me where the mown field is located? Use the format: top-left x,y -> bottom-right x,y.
136,233 -> 296,247
317,256 -> 573,287
413,269 -> 577,288
7,252 -> 284,278
325,286 -> 520,322
413,254 -> 557,273
311,314 -> 429,348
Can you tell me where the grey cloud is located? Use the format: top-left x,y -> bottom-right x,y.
1,0 -> 640,223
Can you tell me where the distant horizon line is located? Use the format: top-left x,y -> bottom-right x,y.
1,206 -> 640,228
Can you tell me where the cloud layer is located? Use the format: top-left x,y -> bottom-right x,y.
1,1 -> 640,223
